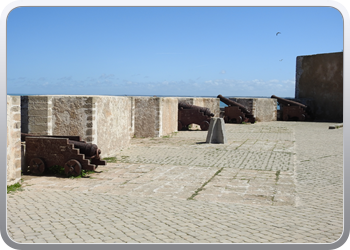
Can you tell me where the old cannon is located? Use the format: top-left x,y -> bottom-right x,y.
271,95 -> 309,121
217,94 -> 256,123
178,101 -> 214,131
21,133 -> 106,177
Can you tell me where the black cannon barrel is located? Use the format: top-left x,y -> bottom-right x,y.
68,140 -> 101,159
271,95 -> 307,108
217,94 -> 251,114
178,101 -> 214,117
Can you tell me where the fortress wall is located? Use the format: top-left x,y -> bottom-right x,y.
160,97 -> 178,136
178,97 -> 220,118
95,96 -> 132,157
7,95 -> 21,186
51,96 -> 95,143
229,98 -> 277,122
132,96 -> 178,138
295,52 -> 343,121
21,95 -> 132,158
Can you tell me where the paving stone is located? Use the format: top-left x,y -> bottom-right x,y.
7,122 -> 343,244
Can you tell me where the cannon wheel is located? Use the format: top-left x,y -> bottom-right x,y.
236,116 -> 243,124
200,121 -> 210,131
64,159 -> 82,177
29,158 -> 45,175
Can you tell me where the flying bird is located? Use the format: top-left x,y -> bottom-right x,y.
279,59 -> 283,61
276,32 -> 281,36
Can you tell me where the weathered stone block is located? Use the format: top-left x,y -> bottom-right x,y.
95,96 -> 132,156
28,109 -> 49,116
84,109 -> 93,115
10,106 -> 20,112
13,122 -> 21,129
133,97 -> 160,138
85,129 -> 93,135
11,96 -> 20,105
29,124 -> 49,133
28,116 -> 48,124
28,96 -> 50,103
229,98 -> 277,122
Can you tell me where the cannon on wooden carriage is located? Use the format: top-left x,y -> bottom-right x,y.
217,95 -> 256,123
271,95 -> 309,121
178,101 -> 214,131
21,133 -> 106,177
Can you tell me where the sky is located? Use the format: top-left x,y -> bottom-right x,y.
6,6 -> 343,97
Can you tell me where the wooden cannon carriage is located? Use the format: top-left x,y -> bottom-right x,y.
22,134 -> 106,177
271,95 -> 309,121
217,94 -> 256,123
178,102 -> 214,131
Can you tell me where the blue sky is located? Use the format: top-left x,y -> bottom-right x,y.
7,7 -> 343,97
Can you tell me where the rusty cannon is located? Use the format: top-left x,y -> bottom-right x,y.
21,133 -> 106,177
271,95 -> 309,121
178,101 -> 214,131
217,94 -> 256,123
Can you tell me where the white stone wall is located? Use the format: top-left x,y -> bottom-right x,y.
132,97 -> 178,138
160,98 -> 178,136
7,95 -> 21,186
95,96 -> 132,157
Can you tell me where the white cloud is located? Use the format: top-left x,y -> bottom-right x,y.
282,79 -> 295,85
194,82 -> 202,87
99,74 -> 115,80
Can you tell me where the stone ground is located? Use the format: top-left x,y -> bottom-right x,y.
6,121 -> 343,244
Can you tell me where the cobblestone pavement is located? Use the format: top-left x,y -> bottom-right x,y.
6,122 -> 343,244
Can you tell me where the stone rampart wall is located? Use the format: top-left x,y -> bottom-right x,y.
95,96 -> 132,156
160,98 -> 178,136
52,96 -> 95,142
21,96 -> 53,135
132,97 -> 178,138
15,94 -> 278,177
178,97 -> 220,118
229,98 -> 277,122
21,95 -> 132,157
7,95 -> 21,186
